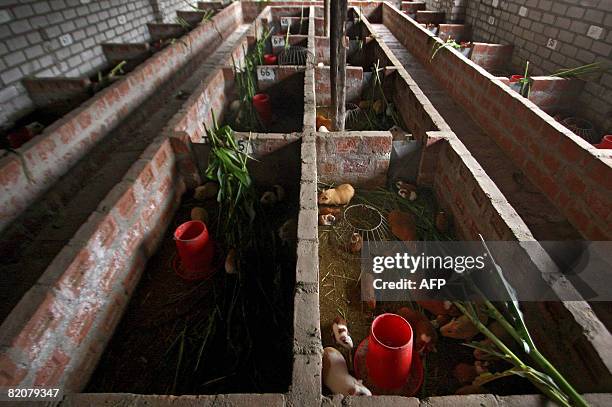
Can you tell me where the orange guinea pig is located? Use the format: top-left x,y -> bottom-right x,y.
318,184 -> 355,206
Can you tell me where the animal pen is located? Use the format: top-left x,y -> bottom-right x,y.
0,1 -> 611,407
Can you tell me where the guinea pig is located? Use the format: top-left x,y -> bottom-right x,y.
318,184 -> 355,206
440,310 -> 488,340
319,207 -> 341,216
397,307 -> 437,354
396,180 -> 417,192
398,188 -> 417,201
260,191 -> 278,205
347,232 -> 363,253
225,248 -> 237,275
453,361 -> 489,384
319,214 -> 336,226
332,316 -> 354,350
417,300 -> 461,317
190,207 -> 209,223
361,273 -> 376,310
322,347 -> 372,396
473,321 -> 512,360
194,182 -> 219,201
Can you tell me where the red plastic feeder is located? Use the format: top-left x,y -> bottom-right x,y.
252,93 -> 272,125
366,313 -> 413,390
264,54 -> 277,65
595,135 -> 612,149
173,220 -> 215,281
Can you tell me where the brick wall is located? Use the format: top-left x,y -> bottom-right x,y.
422,0 -> 467,22
0,2 -> 242,233
0,135 -> 186,391
382,3 -> 612,240
462,0 -> 612,133
316,132 -> 392,188
0,0 -> 159,130
155,0 -> 192,23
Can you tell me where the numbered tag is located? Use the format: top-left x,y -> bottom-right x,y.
280,17 -> 290,27
236,139 -> 253,155
271,35 -> 285,47
257,66 -> 276,81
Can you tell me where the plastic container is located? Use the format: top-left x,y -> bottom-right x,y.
174,220 -> 215,280
595,135 -> 612,149
253,93 -> 272,125
264,54 -> 277,65
366,313 -> 413,390
509,75 -> 524,83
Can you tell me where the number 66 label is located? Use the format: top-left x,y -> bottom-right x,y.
271,35 -> 285,47
257,66 -> 275,81
280,17 -> 290,27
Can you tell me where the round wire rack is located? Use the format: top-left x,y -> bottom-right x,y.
332,203 -> 393,252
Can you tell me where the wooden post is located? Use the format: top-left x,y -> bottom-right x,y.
330,0 -> 348,131
324,0 -> 329,36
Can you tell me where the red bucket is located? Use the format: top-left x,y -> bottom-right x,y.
253,93 -> 272,125
366,313 -> 413,390
595,135 -> 612,149
174,220 -> 215,281
264,54 -> 277,65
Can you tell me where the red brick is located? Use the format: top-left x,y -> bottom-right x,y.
336,137 -> 360,154
566,204 -> 592,235
539,124 -> 562,147
538,174 -> 560,198
123,256 -> 145,295
14,293 -> 63,357
100,255 -> 127,294
56,249 -> 94,296
169,135 -> 191,154
66,302 -> 100,345
76,111 -> 92,130
117,188 -> 136,219
159,175 -> 173,196
585,189 -> 609,221
34,349 -> 70,386
441,174 -> 452,190
453,194 -> 465,214
0,354 -> 27,386
141,197 -> 157,224
587,158 -> 612,191
564,170 -> 586,195
470,185 -> 485,207
95,215 -> 118,248
65,341 -> 101,391
343,158 -> 369,174
558,138 -> 581,162
588,224 -> 610,241
115,80 -> 131,98
541,152 -> 561,173
137,164 -> 155,190
102,294 -> 125,334
366,136 -> 392,154
0,158 -> 23,188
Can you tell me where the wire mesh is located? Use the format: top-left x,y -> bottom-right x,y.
331,204 -> 393,253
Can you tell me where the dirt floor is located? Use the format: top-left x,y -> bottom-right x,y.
318,187 -> 535,397
87,186 -> 297,395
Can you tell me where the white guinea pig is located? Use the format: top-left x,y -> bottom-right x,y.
322,347 -> 372,396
